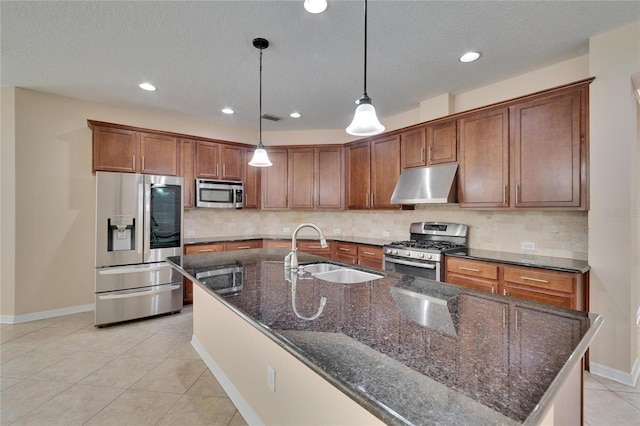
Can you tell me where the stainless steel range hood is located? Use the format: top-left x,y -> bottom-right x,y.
390,163 -> 458,205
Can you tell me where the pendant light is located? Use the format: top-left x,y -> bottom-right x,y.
346,0 -> 385,137
249,37 -> 273,167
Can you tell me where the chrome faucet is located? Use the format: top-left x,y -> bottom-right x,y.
284,223 -> 328,270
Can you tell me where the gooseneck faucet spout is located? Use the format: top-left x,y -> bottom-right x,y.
284,223 -> 328,270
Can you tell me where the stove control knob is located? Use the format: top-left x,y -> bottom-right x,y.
385,249 -> 391,254
426,254 -> 433,260
419,253 -> 425,259
405,251 -> 411,257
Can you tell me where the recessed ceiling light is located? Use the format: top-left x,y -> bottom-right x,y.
304,0 -> 327,14
139,82 -> 157,91
222,108 -> 235,115
459,52 -> 481,63
290,112 -> 301,118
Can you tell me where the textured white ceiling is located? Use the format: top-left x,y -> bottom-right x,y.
2,1 -> 639,131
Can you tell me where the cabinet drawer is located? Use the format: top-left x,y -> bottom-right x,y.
225,240 -> 262,251
358,245 -> 383,260
334,242 -> 358,256
446,258 -> 499,280
503,267 -> 574,293
185,243 -> 225,255
298,240 -> 331,253
263,239 -> 291,249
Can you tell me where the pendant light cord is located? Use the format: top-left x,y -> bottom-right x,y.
259,47 -> 263,144
363,0 -> 368,97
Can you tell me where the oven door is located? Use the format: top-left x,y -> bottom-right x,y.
384,256 -> 442,282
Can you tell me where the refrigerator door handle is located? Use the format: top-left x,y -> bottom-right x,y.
97,284 -> 180,300
98,262 -> 172,275
138,180 -> 145,256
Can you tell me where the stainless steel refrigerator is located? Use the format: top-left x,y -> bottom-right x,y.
94,172 -> 183,326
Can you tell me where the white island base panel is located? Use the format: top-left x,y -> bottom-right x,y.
191,284 -> 384,426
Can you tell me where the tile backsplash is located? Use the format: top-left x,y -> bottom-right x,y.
185,205 -> 588,260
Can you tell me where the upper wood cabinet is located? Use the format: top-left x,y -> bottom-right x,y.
92,126 -> 180,176
511,88 -> 584,208
458,80 -> 590,210
347,136 -> 401,210
289,146 -> 344,210
243,148 -> 261,209
458,108 -> 510,208
261,148 -> 289,209
195,141 -> 243,181
181,139 -> 196,209
401,120 -> 456,170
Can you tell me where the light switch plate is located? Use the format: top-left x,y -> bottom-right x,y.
521,241 -> 536,250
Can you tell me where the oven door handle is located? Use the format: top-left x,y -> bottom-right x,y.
385,257 -> 436,269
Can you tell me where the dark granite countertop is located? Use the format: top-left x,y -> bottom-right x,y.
446,249 -> 590,273
168,248 -> 601,425
184,234 -> 392,247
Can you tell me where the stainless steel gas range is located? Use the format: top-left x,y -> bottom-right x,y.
383,222 -> 468,282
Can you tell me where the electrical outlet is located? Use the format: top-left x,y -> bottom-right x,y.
267,365 -> 276,393
246,227 -> 254,233
382,231 -> 390,238
283,227 -> 290,234
333,228 -> 342,234
186,230 -> 196,237
521,241 -> 536,250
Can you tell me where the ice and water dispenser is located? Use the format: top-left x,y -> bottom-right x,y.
107,215 -> 136,252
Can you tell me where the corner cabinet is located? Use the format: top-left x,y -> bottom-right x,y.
346,136 -> 401,210
458,79 -> 591,210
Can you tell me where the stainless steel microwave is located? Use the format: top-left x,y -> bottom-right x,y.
196,179 -> 244,208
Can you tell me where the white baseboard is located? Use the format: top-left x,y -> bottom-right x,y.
191,335 -> 263,426
0,303 -> 94,324
590,357 -> 640,388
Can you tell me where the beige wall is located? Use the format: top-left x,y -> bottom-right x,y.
1,87 -> 17,316
1,22 -> 637,384
588,21 -> 640,384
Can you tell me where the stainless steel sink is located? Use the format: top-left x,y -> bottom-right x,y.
312,268 -> 383,284
301,263 -> 342,274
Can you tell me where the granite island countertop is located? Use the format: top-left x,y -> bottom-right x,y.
168,248 -> 602,425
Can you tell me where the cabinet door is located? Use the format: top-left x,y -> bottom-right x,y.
371,135 -> 401,209
243,148 -> 260,209
316,147 -> 344,209
400,127 -> 426,169
92,126 -> 139,173
346,141 -> 371,209
427,120 -> 457,165
261,148 -> 288,209
458,108 -> 509,208
220,144 -> 244,181
263,239 -> 291,249
445,257 -> 499,294
502,284 -> 574,309
289,148 -> 315,209
195,141 -> 220,179
181,139 -> 196,208
512,89 -> 583,208
139,133 -> 180,176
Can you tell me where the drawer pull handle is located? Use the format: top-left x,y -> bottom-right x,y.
198,249 -> 214,253
363,251 -> 376,256
459,266 -> 480,272
503,289 -> 507,296
339,247 -> 351,252
236,246 -> 251,249
521,276 -> 549,284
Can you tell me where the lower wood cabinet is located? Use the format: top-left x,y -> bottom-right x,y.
445,257 -> 587,311
332,242 -> 358,265
183,240 -> 264,304
331,242 -> 383,269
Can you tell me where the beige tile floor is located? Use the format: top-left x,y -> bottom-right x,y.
1,307 -> 639,425
1,306 -> 247,425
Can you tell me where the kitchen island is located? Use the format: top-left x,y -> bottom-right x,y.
167,248 -> 602,425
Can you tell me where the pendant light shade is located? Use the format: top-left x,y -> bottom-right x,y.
249,37 -> 273,167
346,0 -> 385,137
